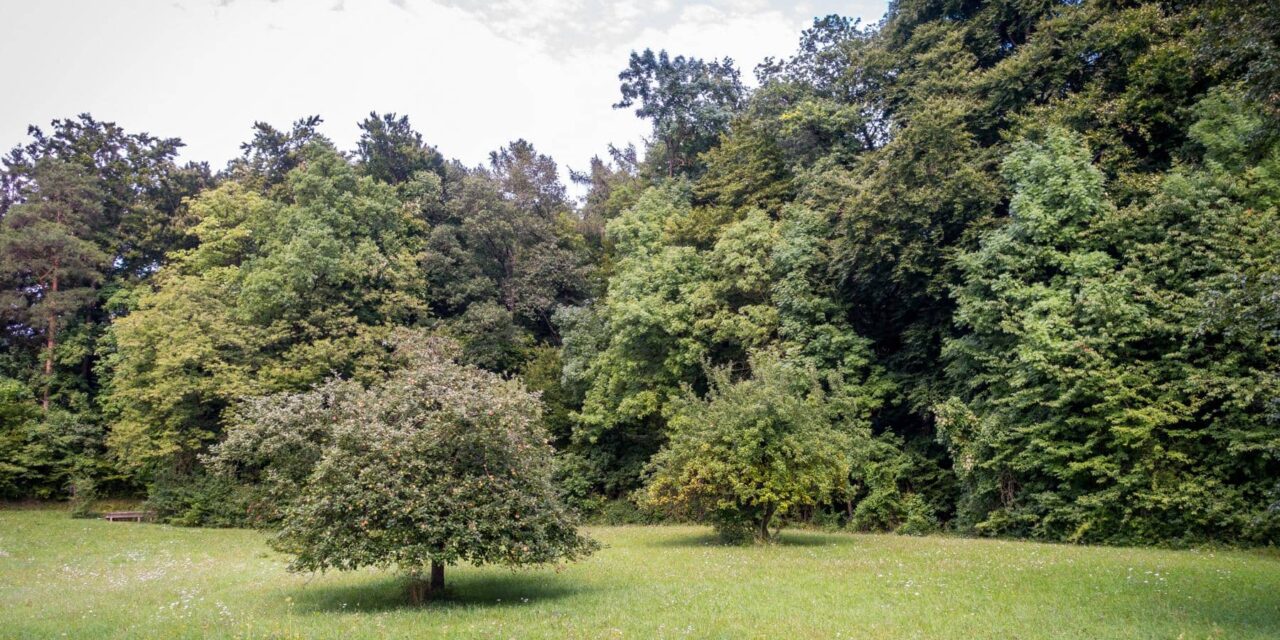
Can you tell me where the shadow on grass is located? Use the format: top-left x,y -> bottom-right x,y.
644,528 -> 846,549
1094,588 -> 1280,639
291,571 -> 590,613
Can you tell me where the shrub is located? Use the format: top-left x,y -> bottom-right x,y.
68,475 -> 98,519
595,497 -> 668,526
847,436 -> 943,535
0,385 -> 106,500
643,353 -> 869,543
145,470 -> 256,528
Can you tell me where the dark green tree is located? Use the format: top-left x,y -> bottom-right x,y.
355,112 -> 445,185
422,140 -> 591,358
0,160 -> 108,409
1,114 -> 210,279
226,115 -> 326,191
941,117 -> 1280,544
615,49 -> 745,178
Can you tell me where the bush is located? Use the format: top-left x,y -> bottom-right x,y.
594,498 -> 669,526
846,435 -> 946,534
851,487 -> 940,535
554,451 -> 606,515
68,475 -> 98,519
643,354 -> 867,543
145,470 -> 256,528
0,384 -> 108,500
894,494 -> 938,536
810,509 -> 844,532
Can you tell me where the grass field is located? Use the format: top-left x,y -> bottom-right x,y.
2,507 -> 1278,639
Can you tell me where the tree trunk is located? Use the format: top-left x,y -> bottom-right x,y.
42,270 -> 58,411
757,504 -> 776,543
431,560 -> 444,593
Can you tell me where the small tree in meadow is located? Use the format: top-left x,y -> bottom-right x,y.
210,331 -> 597,603
643,354 -> 864,543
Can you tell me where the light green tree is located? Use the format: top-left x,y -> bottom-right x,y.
104,142 -> 426,472
644,353 -> 866,542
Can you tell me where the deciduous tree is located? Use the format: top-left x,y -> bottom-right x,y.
644,353 -> 866,542
211,332 -> 597,602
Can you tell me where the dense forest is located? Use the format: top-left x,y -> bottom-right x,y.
1,0 -> 1277,546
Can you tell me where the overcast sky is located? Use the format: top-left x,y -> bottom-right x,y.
1,0 -> 888,186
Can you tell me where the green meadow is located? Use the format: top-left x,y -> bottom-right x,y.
2,507 -> 1277,639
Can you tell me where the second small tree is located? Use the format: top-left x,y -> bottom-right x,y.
211,331 -> 597,602
643,353 -> 865,543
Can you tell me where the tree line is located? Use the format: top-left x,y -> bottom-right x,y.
1,0 -> 1277,546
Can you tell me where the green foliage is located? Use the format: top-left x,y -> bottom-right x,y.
103,142 -> 425,472
827,100 -> 1001,413
226,116 -> 326,193
1,114 -> 210,279
592,498 -> 668,526
144,470 -> 256,528
521,345 -> 574,444
564,184 -> 707,484
68,475 -> 99,519
3,0 -> 1278,551
0,160 -> 109,409
847,435 -> 944,535
448,301 -> 531,372
21,409 -> 107,500
643,354 -> 871,542
614,49 -> 745,178
571,145 -> 643,247
1199,0 -> 1280,114
941,117 -> 1280,544
0,376 -> 106,500
421,140 -> 591,356
0,377 -> 40,497
563,183 -> 888,498
0,116 -> 208,496
210,332 -> 597,586
355,112 -> 445,186
695,113 -> 794,210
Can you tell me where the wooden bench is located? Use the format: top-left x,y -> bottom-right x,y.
103,511 -> 150,522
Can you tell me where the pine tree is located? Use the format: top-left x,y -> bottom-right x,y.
0,160 -> 107,409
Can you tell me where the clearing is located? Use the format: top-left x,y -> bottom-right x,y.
1,508 -> 1277,639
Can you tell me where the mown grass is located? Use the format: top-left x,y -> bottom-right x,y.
1,507 -> 1278,639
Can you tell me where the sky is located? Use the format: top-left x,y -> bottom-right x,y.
0,0 -> 888,188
